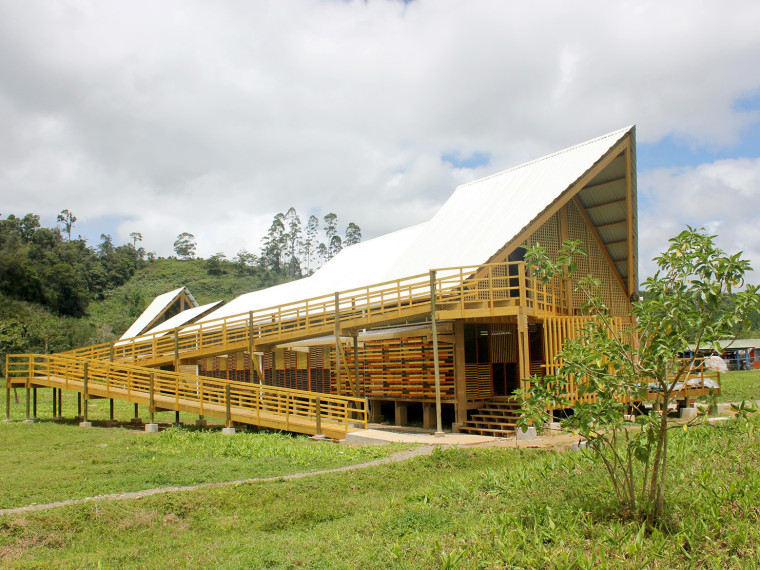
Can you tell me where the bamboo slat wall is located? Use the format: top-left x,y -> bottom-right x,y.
361,337 -> 455,399
465,363 -> 492,399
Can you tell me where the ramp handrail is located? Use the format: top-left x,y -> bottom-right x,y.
6,353 -> 367,436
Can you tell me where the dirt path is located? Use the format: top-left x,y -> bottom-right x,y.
0,446 -> 435,517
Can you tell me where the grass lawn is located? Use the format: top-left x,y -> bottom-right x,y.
0,389 -> 405,511
718,369 -> 760,403
2,413 -> 760,568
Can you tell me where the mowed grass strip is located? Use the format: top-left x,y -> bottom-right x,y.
719,369 -> 760,403
0,420 -> 406,511
2,417 -> 760,568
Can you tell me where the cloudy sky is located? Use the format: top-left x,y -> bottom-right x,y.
1,0 -> 759,283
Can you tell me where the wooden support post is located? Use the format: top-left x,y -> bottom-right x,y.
57,388 -> 62,418
149,373 -> 155,424
174,328 -> 180,371
82,362 -> 89,423
334,292 -> 341,395
225,384 -> 232,428
353,335 -> 360,398
32,387 -> 37,420
109,343 -> 115,362
315,396 -> 322,436
517,308 -> 530,381
430,271 -> 444,436
52,387 -> 57,418
109,399 -> 115,421
453,322 -> 467,427
5,381 -> 10,422
25,379 -> 30,421
77,393 -> 82,419
175,410 -> 180,425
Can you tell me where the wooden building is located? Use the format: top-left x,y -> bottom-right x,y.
106,126 -> 644,435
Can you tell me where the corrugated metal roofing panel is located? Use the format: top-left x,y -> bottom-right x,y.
144,301 -> 224,336
194,126 -> 634,323
120,287 -> 198,340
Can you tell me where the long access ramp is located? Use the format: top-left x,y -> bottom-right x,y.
5,354 -> 366,439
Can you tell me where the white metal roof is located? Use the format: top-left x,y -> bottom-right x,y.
195,126 -> 633,323
119,287 -> 198,340
143,301 -> 225,336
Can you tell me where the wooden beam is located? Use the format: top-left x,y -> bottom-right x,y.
625,146 -> 635,297
573,196 -> 630,304
579,175 -> 626,191
584,198 -> 627,211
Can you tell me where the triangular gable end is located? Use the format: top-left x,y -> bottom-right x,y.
488,127 -> 637,313
119,287 -> 199,340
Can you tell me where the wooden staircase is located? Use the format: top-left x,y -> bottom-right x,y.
458,397 -> 521,437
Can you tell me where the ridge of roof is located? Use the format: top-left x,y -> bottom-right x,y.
456,126 -> 634,191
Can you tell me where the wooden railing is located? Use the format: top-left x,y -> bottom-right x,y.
6,354 -> 367,437
528,356 -> 721,407
62,261 -> 570,367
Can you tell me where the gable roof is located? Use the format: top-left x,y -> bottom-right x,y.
120,286 -> 199,340
197,126 -> 636,322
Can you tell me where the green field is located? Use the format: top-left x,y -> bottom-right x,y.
2,410 -> 760,568
718,369 -> 760,403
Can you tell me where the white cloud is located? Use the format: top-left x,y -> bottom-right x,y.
639,157 -> 760,285
0,0 -> 759,266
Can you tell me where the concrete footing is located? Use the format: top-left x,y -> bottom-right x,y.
570,440 -> 588,451
22,418 -> 37,424
79,421 -> 92,428
516,426 -> 537,441
221,427 -> 236,435
2,419 -> 13,423
680,406 -> 698,419
145,423 -> 159,433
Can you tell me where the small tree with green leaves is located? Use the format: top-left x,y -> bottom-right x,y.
516,227 -> 760,525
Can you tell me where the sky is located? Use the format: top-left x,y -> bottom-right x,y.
1,0 -> 759,285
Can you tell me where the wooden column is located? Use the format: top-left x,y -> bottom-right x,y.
5,381 -> 10,421
82,362 -> 89,423
32,387 -> 37,420
149,372 -> 155,423
52,387 -> 57,418
353,335 -> 360,398
558,204 -> 573,313
517,308 -> 530,380
430,271 -> 443,436
173,328 -> 180,371
334,292 -> 341,395
453,321 -> 468,426
225,384 -> 232,428
624,146 -> 635,302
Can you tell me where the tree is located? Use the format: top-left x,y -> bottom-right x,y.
517,227 -> 760,525
323,213 -> 339,259
344,222 -> 361,247
284,207 -> 302,277
260,213 -> 286,273
56,209 -> 77,241
302,214 -> 320,274
234,249 -> 257,275
173,232 -> 197,259
129,232 -> 143,249
206,252 -> 227,276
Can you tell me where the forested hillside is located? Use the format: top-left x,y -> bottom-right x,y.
0,208 -> 361,372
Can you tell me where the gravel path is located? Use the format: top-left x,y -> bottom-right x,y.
0,446 -> 435,517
